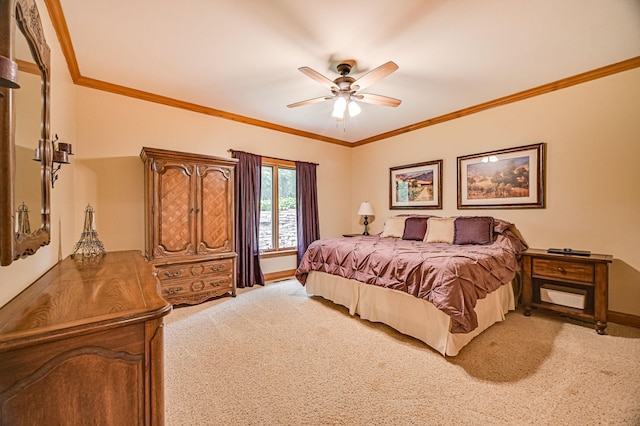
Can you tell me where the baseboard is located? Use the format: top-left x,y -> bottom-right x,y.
609,310 -> 640,329
264,269 -> 296,282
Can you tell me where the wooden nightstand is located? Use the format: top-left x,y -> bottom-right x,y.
521,248 -> 613,334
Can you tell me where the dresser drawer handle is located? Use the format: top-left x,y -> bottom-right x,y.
164,269 -> 183,278
209,265 -> 225,272
164,287 -> 183,295
557,267 -> 566,273
210,280 -> 226,287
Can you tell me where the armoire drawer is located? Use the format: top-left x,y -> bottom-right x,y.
155,258 -> 233,282
159,273 -> 234,295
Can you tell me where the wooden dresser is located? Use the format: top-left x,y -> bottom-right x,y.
140,147 -> 238,305
0,251 -> 171,425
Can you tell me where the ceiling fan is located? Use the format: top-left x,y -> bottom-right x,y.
287,60 -> 401,120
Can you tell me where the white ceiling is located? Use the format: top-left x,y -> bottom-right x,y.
57,0 -> 640,144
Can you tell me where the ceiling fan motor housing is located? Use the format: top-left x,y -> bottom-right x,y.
336,62 -> 353,76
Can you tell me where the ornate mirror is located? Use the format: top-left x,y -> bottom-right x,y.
0,0 -> 51,266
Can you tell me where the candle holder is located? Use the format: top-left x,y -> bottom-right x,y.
35,134 -> 73,188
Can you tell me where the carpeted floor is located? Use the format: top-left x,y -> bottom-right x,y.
164,279 -> 640,425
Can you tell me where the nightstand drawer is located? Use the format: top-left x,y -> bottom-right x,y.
532,258 -> 594,283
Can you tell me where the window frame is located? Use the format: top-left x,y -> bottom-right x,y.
260,157 -> 297,257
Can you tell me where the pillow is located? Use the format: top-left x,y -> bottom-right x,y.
492,218 -> 512,234
424,217 -> 455,243
402,217 -> 429,240
453,216 -> 495,245
380,216 -> 407,238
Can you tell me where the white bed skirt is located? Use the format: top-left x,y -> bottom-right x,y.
304,271 -> 515,356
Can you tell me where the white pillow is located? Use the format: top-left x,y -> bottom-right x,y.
424,217 -> 455,243
380,217 -> 407,238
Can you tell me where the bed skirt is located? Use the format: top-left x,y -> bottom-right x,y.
304,271 -> 515,356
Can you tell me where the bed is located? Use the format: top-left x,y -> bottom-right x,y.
295,215 -> 528,356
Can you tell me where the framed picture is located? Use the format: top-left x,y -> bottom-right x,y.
457,143 -> 545,209
390,160 -> 443,209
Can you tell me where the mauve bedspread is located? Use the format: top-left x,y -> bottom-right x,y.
295,223 -> 528,333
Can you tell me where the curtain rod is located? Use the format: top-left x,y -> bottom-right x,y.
227,149 -> 319,166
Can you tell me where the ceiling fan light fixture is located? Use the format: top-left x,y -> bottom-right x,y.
348,100 -> 361,117
332,96 -> 347,119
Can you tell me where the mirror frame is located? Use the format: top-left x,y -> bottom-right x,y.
0,0 -> 51,265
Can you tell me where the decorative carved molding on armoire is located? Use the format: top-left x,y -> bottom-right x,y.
140,147 -> 238,305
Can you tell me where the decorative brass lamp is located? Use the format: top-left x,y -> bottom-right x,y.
15,202 -> 30,235
71,204 -> 106,262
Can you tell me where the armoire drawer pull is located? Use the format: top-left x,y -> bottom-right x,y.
557,267 -> 566,273
210,280 -> 226,287
164,270 -> 183,278
209,264 -> 225,272
164,287 -> 183,295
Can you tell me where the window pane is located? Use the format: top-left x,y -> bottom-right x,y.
259,166 -> 273,251
278,168 -> 297,249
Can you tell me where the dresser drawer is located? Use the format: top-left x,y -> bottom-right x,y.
155,258 -> 233,281
532,258 -> 594,283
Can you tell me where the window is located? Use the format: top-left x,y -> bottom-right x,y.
259,159 -> 297,253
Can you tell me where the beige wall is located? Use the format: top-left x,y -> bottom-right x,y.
72,86 -> 352,273
350,68 -> 640,316
0,0 -> 78,308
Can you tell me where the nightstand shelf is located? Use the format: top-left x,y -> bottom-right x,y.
521,248 -> 612,334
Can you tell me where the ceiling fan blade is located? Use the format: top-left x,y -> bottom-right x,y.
351,61 -> 398,91
356,93 -> 402,107
287,95 -> 333,108
298,66 -> 338,91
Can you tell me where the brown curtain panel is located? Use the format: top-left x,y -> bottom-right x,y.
295,161 -> 320,266
232,151 -> 264,288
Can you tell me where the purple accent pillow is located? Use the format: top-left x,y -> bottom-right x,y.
402,217 -> 429,240
453,216 -> 494,245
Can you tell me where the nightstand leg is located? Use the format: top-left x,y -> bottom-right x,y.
521,256 -> 532,316
594,263 -> 609,335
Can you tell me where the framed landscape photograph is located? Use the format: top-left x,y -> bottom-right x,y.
390,160 -> 443,209
457,143 -> 545,209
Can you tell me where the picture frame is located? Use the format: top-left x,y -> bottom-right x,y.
389,160 -> 443,209
457,143 -> 545,209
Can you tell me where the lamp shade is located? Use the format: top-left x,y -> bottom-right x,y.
332,96 -> 347,119
357,201 -> 374,216
0,55 -> 20,89
348,100 -> 361,117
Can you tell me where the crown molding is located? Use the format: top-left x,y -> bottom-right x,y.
352,56 -> 640,147
43,0 -> 640,148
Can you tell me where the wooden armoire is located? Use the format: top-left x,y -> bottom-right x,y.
140,147 -> 238,305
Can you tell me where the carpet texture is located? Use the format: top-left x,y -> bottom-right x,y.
165,279 -> 640,425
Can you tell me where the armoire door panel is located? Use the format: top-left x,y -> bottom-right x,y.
197,165 -> 233,254
155,162 -> 195,257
